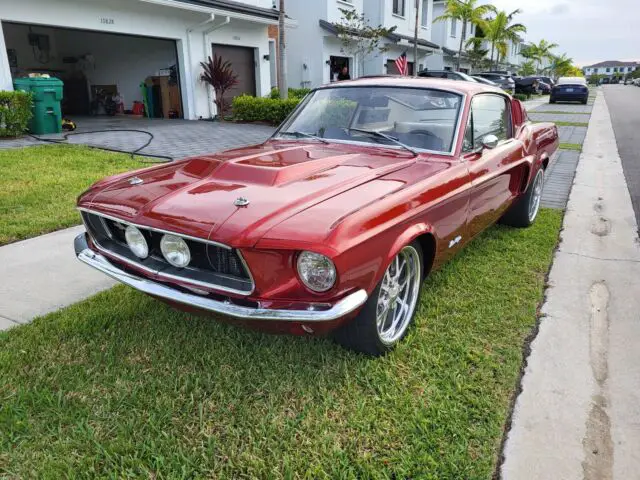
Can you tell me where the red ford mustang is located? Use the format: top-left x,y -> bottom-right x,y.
75,77 -> 558,356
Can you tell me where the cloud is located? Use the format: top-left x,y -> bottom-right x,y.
549,3 -> 570,15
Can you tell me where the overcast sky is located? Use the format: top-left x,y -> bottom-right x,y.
484,0 -> 640,67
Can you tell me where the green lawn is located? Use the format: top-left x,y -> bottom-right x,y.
0,210 -> 563,479
559,143 -> 583,151
0,145 -> 148,245
551,121 -> 589,127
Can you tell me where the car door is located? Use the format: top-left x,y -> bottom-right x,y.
463,94 -> 527,239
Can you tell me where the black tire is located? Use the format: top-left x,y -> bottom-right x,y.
333,241 -> 424,356
549,98 -> 556,104
500,168 -> 545,228
582,98 -> 588,105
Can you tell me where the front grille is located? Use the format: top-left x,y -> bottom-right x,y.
81,211 -> 254,295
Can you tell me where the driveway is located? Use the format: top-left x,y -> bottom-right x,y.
0,116 -> 276,160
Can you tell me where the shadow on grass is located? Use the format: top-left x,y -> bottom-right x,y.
0,210 -> 563,479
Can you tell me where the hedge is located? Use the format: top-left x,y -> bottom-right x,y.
0,91 -> 33,137
269,87 -> 312,99
513,93 -> 530,102
232,95 -> 301,124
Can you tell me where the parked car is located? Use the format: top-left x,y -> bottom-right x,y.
537,81 -> 552,94
471,75 -> 499,87
474,72 -> 516,93
515,76 -> 540,95
550,77 -> 589,104
75,78 -> 559,356
417,69 -> 478,82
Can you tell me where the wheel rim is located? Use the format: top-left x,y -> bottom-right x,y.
376,246 -> 422,345
528,170 -> 544,222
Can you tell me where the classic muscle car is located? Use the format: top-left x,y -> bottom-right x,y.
75,77 -> 558,356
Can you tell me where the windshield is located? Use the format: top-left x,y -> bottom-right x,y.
276,86 -> 463,154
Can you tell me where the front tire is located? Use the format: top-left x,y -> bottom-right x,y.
500,168 -> 545,228
333,242 -> 423,356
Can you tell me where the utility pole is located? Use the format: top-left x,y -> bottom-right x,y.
278,0 -> 288,99
413,0 -> 420,77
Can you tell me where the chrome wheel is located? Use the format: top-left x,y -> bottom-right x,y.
376,246 -> 422,345
528,170 -> 544,222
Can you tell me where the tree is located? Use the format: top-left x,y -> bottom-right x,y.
518,60 -> 536,76
525,39 -> 559,73
332,8 -> 397,78
465,37 -> 490,71
278,0 -> 288,99
549,53 -> 574,78
483,10 -> 526,70
434,0 -> 496,71
200,55 -> 239,120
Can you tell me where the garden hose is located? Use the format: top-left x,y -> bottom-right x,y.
28,129 -> 174,163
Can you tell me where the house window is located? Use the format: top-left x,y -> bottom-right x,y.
421,0 -> 429,26
606,67 -> 610,72
594,68 -> 598,73
613,67 -> 618,72
450,18 -> 457,37
393,0 -> 405,16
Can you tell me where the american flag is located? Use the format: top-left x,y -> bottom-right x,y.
395,51 -> 409,76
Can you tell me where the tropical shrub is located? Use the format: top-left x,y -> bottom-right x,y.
232,95 -> 301,124
200,55 -> 239,119
0,91 -> 33,137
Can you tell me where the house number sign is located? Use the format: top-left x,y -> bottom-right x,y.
100,18 -> 115,25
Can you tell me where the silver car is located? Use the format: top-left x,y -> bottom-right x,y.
474,73 -> 516,94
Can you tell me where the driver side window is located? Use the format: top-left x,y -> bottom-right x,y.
462,94 -> 511,152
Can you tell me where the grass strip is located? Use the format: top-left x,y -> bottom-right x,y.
559,143 -> 583,151
0,210 -> 563,478
0,145 -> 145,245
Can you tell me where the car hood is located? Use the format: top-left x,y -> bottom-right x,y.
80,142 -> 442,247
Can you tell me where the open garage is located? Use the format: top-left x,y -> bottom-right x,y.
3,22 -> 184,118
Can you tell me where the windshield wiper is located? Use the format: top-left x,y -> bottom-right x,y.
278,131 -> 329,144
346,128 -> 418,157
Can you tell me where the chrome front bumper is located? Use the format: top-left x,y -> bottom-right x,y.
74,233 -> 368,322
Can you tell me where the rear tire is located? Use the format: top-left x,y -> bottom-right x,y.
500,168 -> 545,228
549,98 -> 556,103
333,241 -> 423,356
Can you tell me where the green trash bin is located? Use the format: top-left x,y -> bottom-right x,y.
13,77 -> 64,135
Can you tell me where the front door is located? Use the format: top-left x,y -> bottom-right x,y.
463,94 -> 525,238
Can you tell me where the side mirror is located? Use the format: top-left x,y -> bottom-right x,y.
482,134 -> 499,149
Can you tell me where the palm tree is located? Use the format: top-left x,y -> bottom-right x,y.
465,37 -> 490,71
278,0 -> 288,99
484,9 -> 527,70
549,53 -> 573,78
526,39 -> 559,73
435,0 -> 496,71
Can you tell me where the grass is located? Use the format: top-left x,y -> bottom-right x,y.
0,145 -> 149,246
551,121 -> 589,127
559,143 -> 583,151
0,209 -> 563,479
533,111 -> 591,115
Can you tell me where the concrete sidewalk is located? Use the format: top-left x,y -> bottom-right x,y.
0,226 -> 115,330
502,92 -> 640,478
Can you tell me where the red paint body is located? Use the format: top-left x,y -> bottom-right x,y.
77,78 -> 558,335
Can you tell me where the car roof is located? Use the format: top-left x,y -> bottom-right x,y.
315,76 -> 505,96
557,77 -> 587,84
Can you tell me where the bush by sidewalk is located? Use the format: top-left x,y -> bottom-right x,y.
0,91 -> 33,138
269,87 -> 311,99
232,95 -> 301,124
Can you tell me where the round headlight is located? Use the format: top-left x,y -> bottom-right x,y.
125,225 -> 148,259
160,234 -> 191,268
296,251 -> 336,292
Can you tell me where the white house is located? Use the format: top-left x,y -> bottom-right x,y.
285,0 -> 439,88
362,0 -> 439,76
583,60 -> 639,80
0,0 -> 291,119
428,0 -> 475,72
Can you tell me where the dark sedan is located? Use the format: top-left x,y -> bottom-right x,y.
550,77 -> 589,104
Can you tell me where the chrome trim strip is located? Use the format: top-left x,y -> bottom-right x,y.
75,234 -> 367,322
78,207 -> 232,250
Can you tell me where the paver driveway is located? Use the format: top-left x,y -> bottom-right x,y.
0,116 -> 276,160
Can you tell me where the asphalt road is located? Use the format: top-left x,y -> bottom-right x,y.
603,85 -> 640,228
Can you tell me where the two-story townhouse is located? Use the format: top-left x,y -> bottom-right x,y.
583,60 -> 639,81
0,0 -> 290,119
428,0 -> 475,72
362,0 -> 439,76
286,0 -> 439,88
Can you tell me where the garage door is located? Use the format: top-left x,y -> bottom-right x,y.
212,44 -> 256,98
